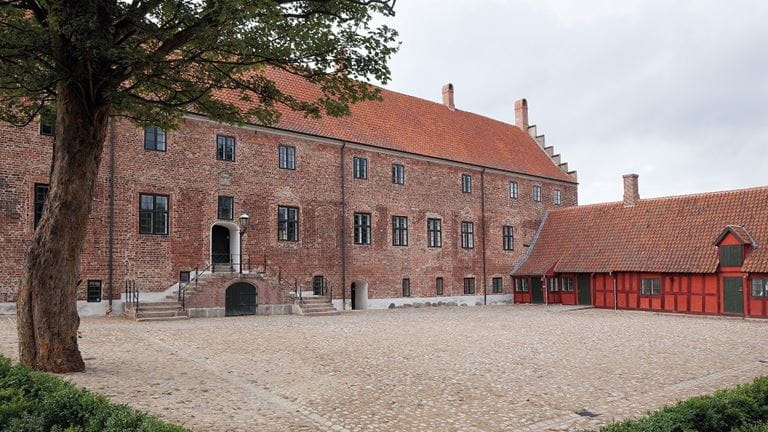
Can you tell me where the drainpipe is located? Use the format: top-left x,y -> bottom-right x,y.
340,143 -> 347,310
106,119 -> 116,314
611,271 -> 618,310
543,275 -> 549,305
481,168 -> 487,305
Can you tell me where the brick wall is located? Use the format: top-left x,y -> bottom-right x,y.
0,115 -> 577,307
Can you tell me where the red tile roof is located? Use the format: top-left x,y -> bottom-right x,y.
513,186 -> 768,275
714,225 -> 756,246
213,70 -> 575,183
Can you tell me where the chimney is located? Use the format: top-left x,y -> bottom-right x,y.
515,98 -> 529,130
442,83 -> 455,110
623,174 -> 640,207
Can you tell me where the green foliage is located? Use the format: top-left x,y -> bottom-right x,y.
0,356 -> 188,431
0,0 -> 399,129
596,377 -> 768,432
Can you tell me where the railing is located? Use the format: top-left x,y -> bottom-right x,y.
178,264 -> 211,311
211,254 -> 251,274
124,279 -> 139,312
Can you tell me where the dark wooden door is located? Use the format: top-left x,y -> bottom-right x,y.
350,283 -> 357,310
531,278 -> 544,304
212,225 -> 230,264
577,274 -> 592,306
225,283 -> 257,316
723,277 -> 744,315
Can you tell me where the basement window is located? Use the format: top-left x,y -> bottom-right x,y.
87,280 -> 102,303
752,279 -> 768,298
436,277 -> 444,296
463,277 -> 476,295
492,277 -> 503,294
640,278 -> 661,296
402,278 -> 411,297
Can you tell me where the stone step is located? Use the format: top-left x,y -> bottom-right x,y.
301,304 -> 335,311
138,301 -> 183,308
136,310 -> 187,319
302,310 -> 342,317
300,297 -> 331,304
136,315 -> 190,322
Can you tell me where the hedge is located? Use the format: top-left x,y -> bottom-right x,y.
597,377 -> 768,432
0,356 -> 188,431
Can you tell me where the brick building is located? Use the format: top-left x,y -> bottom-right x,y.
0,70 -> 577,317
513,175 -> 768,318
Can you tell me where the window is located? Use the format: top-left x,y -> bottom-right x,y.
139,193 -> 169,235
640,278 -> 661,295
392,163 -> 405,185
720,245 -> 744,267
510,181 -> 519,199
313,275 -> 325,296
87,280 -> 101,303
752,279 -> 768,297
392,216 -> 408,246
33,183 -> 49,228
461,221 -> 474,249
353,157 -> 368,179
492,277 -> 503,294
354,212 -> 371,245
427,218 -> 442,248
278,206 -> 299,241
402,278 -> 411,297
436,277 -> 444,296
503,225 -> 514,251
217,196 -> 234,220
515,278 -> 529,292
462,174 -> 472,193
216,135 -> 235,161
179,271 -> 191,283
463,277 -> 476,294
554,189 -> 562,205
533,185 -> 542,202
562,278 -> 574,292
279,145 -> 296,170
548,277 -> 559,292
144,126 -> 166,151
39,112 -> 55,136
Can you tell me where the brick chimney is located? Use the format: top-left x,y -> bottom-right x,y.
623,174 -> 640,207
442,83 -> 455,110
515,98 -> 529,130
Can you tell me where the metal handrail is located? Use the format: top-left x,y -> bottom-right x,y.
124,279 -> 139,313
211,254 -> 251,273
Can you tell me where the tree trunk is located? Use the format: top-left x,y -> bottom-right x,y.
16,83 -> 111,373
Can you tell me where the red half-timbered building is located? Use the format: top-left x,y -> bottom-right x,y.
512,174 -> 768,318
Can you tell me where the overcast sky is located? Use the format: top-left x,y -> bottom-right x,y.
379,0 -> 768,204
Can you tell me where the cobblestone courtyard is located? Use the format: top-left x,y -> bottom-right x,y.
1,305 -> 767,431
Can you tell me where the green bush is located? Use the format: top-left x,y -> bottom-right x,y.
0,356 -> 188,432
597,377 -> 768,432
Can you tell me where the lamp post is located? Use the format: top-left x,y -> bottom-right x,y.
239,213 -> 249,273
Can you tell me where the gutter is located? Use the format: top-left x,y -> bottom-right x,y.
106,119 -> 116,314
481,168 -> 487,305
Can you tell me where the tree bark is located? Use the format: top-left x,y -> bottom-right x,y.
16,83 -> 111,373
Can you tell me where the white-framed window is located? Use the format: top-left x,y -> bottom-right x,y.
462,174 -> 472,193
461,221 -> 474,249
515,278 -> 529,292
533,185 -> 542,202
554,189 -> 562,205
510,181 -> 519,199
392,163 -> 405,185
562,278 -> 574,292
353,157 -> 368,179
548,277 -> 559,292
640,278 -> 661,295
752,278 -> 768,297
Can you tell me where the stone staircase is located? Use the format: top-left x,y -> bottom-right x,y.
297,296 -> 339,316
125,301 -> 189,322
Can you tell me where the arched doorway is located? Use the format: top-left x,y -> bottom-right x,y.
350,280 -> 368,310
211,222 -> 241,272
225,282 -> 257,316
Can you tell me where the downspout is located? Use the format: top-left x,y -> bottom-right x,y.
106,119 -> 116,314
340,143 -> 347,310
481,168 -> 487,305
544,276 -> 548,305
611,271 -> 618,310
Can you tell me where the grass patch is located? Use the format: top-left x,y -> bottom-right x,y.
0,356 -> 188,431
597,377 -> 768,431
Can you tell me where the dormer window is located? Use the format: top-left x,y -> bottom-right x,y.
719,245 -> 743,267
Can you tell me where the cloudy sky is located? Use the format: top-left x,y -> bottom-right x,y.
379,0 -> 768,204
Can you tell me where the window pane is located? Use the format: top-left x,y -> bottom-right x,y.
153,211 -> 168,234
154,195 -> 168,211
139,211 -> 153,233
140,194 -> 154,210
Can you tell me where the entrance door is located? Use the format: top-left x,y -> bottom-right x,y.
225,283 -> 257,316
350,283 -> 357,310
577,274 -> 592,306
212,225 -> 231,264
313,276 -> 325,296
723,277 -> 744,315
531,278 -> 544,304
